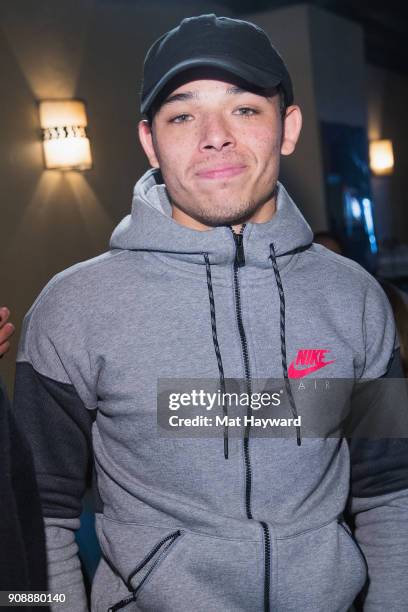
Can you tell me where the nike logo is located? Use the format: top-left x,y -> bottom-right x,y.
288,349 -> 335,379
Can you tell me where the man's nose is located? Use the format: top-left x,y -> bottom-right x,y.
199,115 -> 236,152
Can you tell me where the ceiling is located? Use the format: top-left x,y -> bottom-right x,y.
215,0 -> 408,75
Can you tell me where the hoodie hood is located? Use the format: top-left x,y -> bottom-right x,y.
110,168 -> 313,269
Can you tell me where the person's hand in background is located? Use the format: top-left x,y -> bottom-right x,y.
0,307 -> 15,357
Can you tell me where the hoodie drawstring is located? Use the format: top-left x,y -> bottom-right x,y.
203,253 -> 229,459
269,243 -> 302,446
204,245 -> 302,457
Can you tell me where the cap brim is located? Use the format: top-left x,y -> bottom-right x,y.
141,56 -> 285,115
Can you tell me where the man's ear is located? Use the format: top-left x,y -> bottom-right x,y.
280,105 -> 302,156
138,120 -> 160,168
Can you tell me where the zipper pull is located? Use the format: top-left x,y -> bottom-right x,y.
231,225 -> 246,267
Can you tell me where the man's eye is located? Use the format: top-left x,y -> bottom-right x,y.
235,107 -> 258,116
170,114 -> 192,123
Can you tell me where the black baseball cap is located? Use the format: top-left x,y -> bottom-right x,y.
140,14 -> 294,116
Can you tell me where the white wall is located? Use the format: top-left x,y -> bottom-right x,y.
308,5 -> 366,127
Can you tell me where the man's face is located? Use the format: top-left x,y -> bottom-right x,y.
139,77 -> 302,229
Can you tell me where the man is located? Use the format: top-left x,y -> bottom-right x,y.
13,14 -> 408,612
0,307 -> 48,608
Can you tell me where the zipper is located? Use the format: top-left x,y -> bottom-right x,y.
260,521 -> 271,612
230,225 -> 252,518
229,225 -> 271,612
108,530 -> 181,611
233,226 -> 246,268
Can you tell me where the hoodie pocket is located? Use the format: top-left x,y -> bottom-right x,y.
125,529 -> 182,596
275,519 -> 367,612
98,520 -> 184,610
96,517 -> 263,612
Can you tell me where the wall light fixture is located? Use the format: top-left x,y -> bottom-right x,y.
369,139 -> 394,176
39,99 -> 92,170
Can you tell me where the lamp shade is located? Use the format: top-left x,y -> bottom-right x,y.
369,139 -> 394,176
39,99 -> 92,170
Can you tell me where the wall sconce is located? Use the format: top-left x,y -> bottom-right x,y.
39,99 -> 92,170
369,139 -> 394,176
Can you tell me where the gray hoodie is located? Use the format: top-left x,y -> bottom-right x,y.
13,169 -> 408,611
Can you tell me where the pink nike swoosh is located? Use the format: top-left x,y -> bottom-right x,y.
288,360 -> 336,379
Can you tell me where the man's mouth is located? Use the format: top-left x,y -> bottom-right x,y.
196,165 -> 247,180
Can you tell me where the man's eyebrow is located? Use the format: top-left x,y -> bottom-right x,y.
160,91 -> 197,107
161,85 -> 250,108
225,86 -> 248,95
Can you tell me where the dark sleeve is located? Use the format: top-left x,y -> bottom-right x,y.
348,348 -> 408,611
13,364 -> 94,612
12,273 -> 99,611
13,362 -> 94,519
